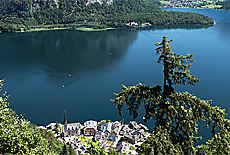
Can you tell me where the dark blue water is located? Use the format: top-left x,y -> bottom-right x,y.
0,8 -> 230,145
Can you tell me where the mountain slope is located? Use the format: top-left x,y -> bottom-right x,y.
0,0 -> 214,32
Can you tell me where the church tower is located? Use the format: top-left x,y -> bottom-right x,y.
64,109 -> 67,137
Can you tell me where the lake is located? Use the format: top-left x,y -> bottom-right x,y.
0,8 -> 230,145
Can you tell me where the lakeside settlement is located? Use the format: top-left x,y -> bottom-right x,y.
160,0 -> 224,9
39,110 -> 150,154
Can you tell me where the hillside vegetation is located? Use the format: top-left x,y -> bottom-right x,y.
0,0 -> 214,32
160,0 -> 228,9
223,0 -> 230,9
0,79 -> 66,154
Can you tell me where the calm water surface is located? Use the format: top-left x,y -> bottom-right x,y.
0,8 -> 230,144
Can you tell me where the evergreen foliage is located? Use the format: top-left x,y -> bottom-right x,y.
61,144 -> 69,155
111,36 -> 230,154
223,0 -> 230,10
0,0 -> 214,32
68,144 -> 76,155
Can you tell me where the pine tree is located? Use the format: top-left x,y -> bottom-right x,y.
61,144 -> 69,155
68,145 -> 76,155
111,36 -> 230,154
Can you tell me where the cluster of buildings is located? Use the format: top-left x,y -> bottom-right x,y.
161,0 -> 222,9
129,22 -> 151,27
160,0 -> 197,8
51,0 -> 113,6
86,0 -> 113,5
43,110 -> 151,154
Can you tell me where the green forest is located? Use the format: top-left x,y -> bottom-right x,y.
0,0 -> 214,32
223,0 -> 230,9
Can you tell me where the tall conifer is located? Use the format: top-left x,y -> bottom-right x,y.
111,36 -> 230,154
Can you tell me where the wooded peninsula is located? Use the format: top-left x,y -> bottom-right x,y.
0,0 -> 214,33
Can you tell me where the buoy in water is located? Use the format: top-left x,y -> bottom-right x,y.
62,85 -> 65,88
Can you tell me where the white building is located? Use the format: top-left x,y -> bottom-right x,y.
84,120 -> 97,136
63,110 -> 82,137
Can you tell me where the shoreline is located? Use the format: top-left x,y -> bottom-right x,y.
21,27 -> 117,33
75,27 -> 117,31
162,6 -> 226,10
15,23 -> 213,33
25,27 -> 69,32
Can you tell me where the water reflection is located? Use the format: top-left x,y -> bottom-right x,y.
2,29 -> 138,73
1,25 -> 211,86
1,29 -> 140,86
138,24 -> 212,31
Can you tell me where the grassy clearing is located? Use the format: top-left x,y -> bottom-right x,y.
75,27 -> 116,31
17,27 -> 117,33
160,1 -> 171,4
26,28 -> 69,32
201,4 -> 222,8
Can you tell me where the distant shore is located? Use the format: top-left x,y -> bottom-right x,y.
25,27 -> 69,32
23,27 -> 117,33
75,27 -> 117,31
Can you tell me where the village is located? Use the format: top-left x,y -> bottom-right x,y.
39,110 -> 151,154
160,0 -> 224,9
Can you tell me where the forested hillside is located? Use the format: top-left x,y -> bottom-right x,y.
0,0 -> 214,32
223,0 -> 230,10
0,79 -> 66,154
